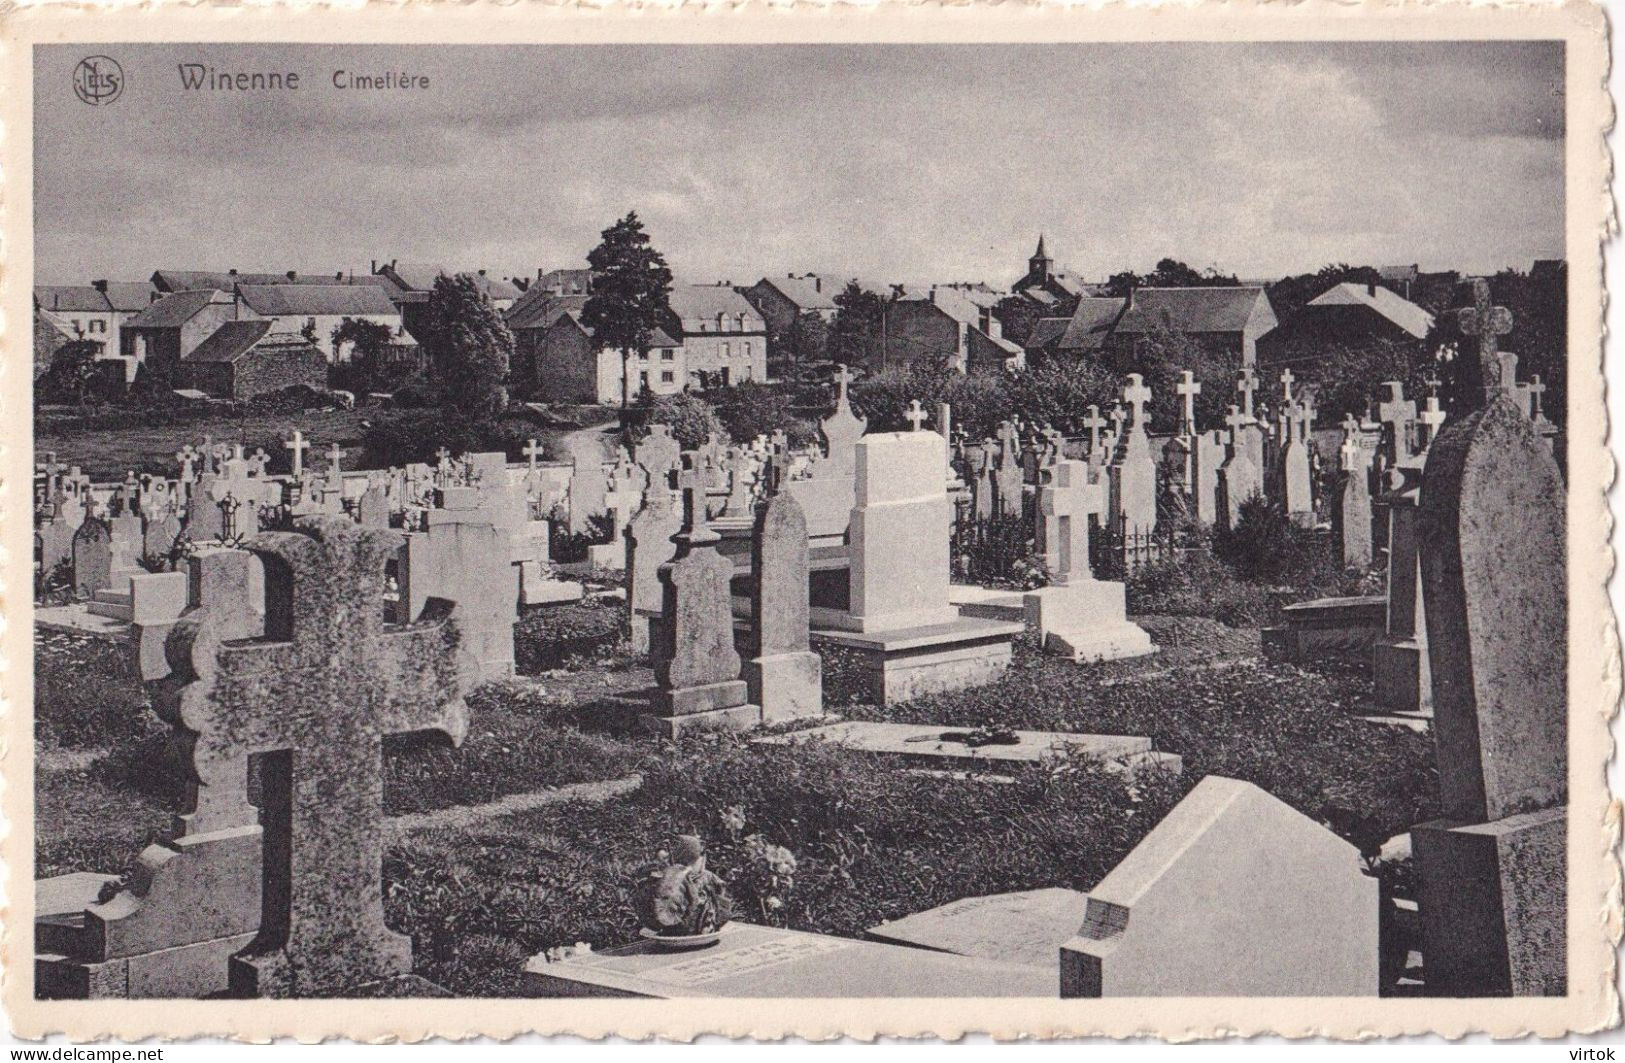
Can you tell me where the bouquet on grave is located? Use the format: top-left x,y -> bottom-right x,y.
633,834 -> 734,936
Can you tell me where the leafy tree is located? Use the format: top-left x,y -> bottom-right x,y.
1264,264 -> 1386,322
331,317 -> 395,362
828,282 -> 888,370
1098,321 -> 1232,431
329,318 -> 416,395
850,361 -> 1010,438
991,296 -> 1047,347
1002,359 -> 1120,435
641,391 -> 725,450
421,272 -> 514,422
715,382 -> 819,447
580,211 -> 675,408
1103,258 -> 1241,297
40,340 -> 104,405
782,311 -> 830,371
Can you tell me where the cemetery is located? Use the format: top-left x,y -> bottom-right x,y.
30,278 -> 1568,1002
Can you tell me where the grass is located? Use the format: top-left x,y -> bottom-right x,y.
37,408 -> 374,481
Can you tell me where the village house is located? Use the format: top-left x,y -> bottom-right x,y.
172,319 -> 329,400
666,284 -> 768,389
151,268 -> 397,295
33,280 -> 157,373
1257,281 -> 1434,372
507,293 -> 686,405
234,283 -> 413,362
527,268 -> 594,298
1022,296 -> 1127,367
374,261 -> 522,336
1104,286 -> 1278,369
1011,235 -> 1093,309
740,273 -> 841,340
881,285 -> 1025,372
120,288 -> 252,375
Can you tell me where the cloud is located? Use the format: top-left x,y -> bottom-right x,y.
33,41 -> 1565,286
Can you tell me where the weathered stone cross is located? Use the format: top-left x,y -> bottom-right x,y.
833,363 -> 853,404
176,445 -> 200,482
904,400 -> 929,431
163,516 -> 467,997
283,431 -> 309,480
1038,460 -> 1102,585
1456,276 -> 1515,392
1081,404 -> 1107,456
1278,368 -> 1296,405
327,443 -> 345,480
677,455 -> 712,539
523,438 -> 545,470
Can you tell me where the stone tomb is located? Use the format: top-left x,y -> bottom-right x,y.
810,430 -> 1020,704
1261,594 -> 1388,665
756,721 -> 1179,777
867,887 -> 1091,970
1412,306 -> 1567,997
521,923 -> 1055,998
1060,776 -> 1378,997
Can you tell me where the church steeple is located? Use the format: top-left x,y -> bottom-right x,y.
1028,234 -> 1054,283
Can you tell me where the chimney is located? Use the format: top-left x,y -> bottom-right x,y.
814,276 -> 822,294
92,279 -> 108,293
228,268 -> 239,277
928,287 -> 938,304
1368,282 -> 1377,297
479,269 -> 487,277
371,259 -> 379,274
288,270 -> 298,282
537,267 -> 545,281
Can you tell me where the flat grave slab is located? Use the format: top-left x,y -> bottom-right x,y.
36,603 -> 132,640
867,888 -> 1090,969
756,720 -> 1180,775
521,923 -> 1056,998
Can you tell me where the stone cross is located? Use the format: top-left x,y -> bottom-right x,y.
905,400 -> 929,431
1176,371 -> 1201,436
523,438 -> 545,470
1236,368 -> 1259,420
833,362 -> 853,403
1082,405 -> 1107,457
160,516 -> 468,997
1278,368 -> 1296,406
1220,405 -> 1247,436
283,431 -> 309,480
1456,277 -> 1515,393
327,444 -> 345,481
1039,460 -> 1102,585
677,455 -> 709,537
1339,416 -> 1365,473
176,446 -> 199,482
1122,374 -> 1152,431
1526,374 -> 1549,422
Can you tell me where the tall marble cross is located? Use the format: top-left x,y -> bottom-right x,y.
1122,374 -> 1152,431
1456,277 -> 1515,392
161,517 -> 467,997
523,438 -> 545,470
905,400 -> 929,431
283,431 -> 310,480
1081,404 -> 1107,458
1279,368 -> 1296,406
1176,370 -> 1201,436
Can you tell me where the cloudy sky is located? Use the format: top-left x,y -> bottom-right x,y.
34,41 -> 1564,287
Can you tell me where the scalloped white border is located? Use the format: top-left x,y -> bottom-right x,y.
0,1 -> 1616,1041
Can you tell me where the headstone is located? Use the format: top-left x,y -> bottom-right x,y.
842,431 -> 959,633
745,490 -> 822,723
1279,402 -> 1314,525
1060,776 -> 1378,997
783,364 -> 867,540
144,512 -> 184,561
160,516 -> 468,997
72,518 -> 112,597
647,462 -> 761,736
1024,461 -> 1155,662
569,452 -> 608,536
627,449 -> 684,655
1412,284 -> 1566,996
1108,375 -> 1157,537
993,421 -> 1024,518
1334,416 -> 1374,568
402,493 -> 516,683
358,478 -> 390,529
1216,406 -> 1261,531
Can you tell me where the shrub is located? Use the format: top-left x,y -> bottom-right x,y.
713,383 -> 818,447
952,512 -> 1046,589
514,598 -> 629,673
1212,495 -> 1342,591
1127,551 -> 1277,627
639,392 -> 724,449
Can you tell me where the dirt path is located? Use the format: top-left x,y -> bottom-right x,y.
384,773 -> 643,839
557,419 -> 620,467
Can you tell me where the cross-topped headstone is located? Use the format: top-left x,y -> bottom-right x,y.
1082,405 -> 1107,457
326,443 -> 345,481
905,400 -> 929,431
160,516 -> 468,997
523,438 -> 545,470
677,455 -> 709,537
1278,368 -> 1296,406
833,363 -> 853,404
1122,374 -> 1152,431
1039,460 -> 1104,585
283,431 -> 310,480
1456,276 -> 1515,394
1236,368 -> 1259,420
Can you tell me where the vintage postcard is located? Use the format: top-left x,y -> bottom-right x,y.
0,0 -> 1617,1043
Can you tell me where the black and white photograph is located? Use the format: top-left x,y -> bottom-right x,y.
5,10 -> 1614,1041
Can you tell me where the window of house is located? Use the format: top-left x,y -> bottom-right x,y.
661,348 -> 674,362
661,370 -> 675,384
89,319 -> 106,334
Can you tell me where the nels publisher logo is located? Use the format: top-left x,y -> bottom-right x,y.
72,55 -> 124,106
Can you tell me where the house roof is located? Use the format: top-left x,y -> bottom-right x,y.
1378,265 -> 1419,284
125,289 -> 224,329
35,286 -> 110,313
182,320 -> 274,364
555,309 -> 678,349
382,263 -> 521,301
508,293 -> 589,331
757,274 -> 840,313
101,282 -> 160,311
534,268 -> 594,296
1306,282 -> 1434,339
668,285 -> 765,329
237,283 -> 401,318
1114,287 -> 1273,336
1024,317 -> 1072,350
1057,296 -> 1128,350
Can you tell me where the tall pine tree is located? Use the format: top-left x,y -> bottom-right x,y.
580,211 -> 675,407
